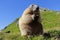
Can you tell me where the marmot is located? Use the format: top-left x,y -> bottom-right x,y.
19,4 -> 43,37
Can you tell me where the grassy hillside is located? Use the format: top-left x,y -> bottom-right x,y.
0,9 -> 60,40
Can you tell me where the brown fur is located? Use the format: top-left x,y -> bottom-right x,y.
19,4 -> 43,37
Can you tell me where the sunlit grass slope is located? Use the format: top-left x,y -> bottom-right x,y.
0,9 -> 60,40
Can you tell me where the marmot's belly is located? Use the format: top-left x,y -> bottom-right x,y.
28,22 -> 43,35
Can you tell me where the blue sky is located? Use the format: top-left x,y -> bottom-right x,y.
0,0 -> 60,30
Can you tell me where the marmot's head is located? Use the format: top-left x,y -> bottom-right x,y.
29,4 -> 40,21
22,4 -> 40,24
29,4 -> 39,12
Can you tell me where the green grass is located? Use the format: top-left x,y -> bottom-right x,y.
0,10 -> 60,40
41,10 -> 60,30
